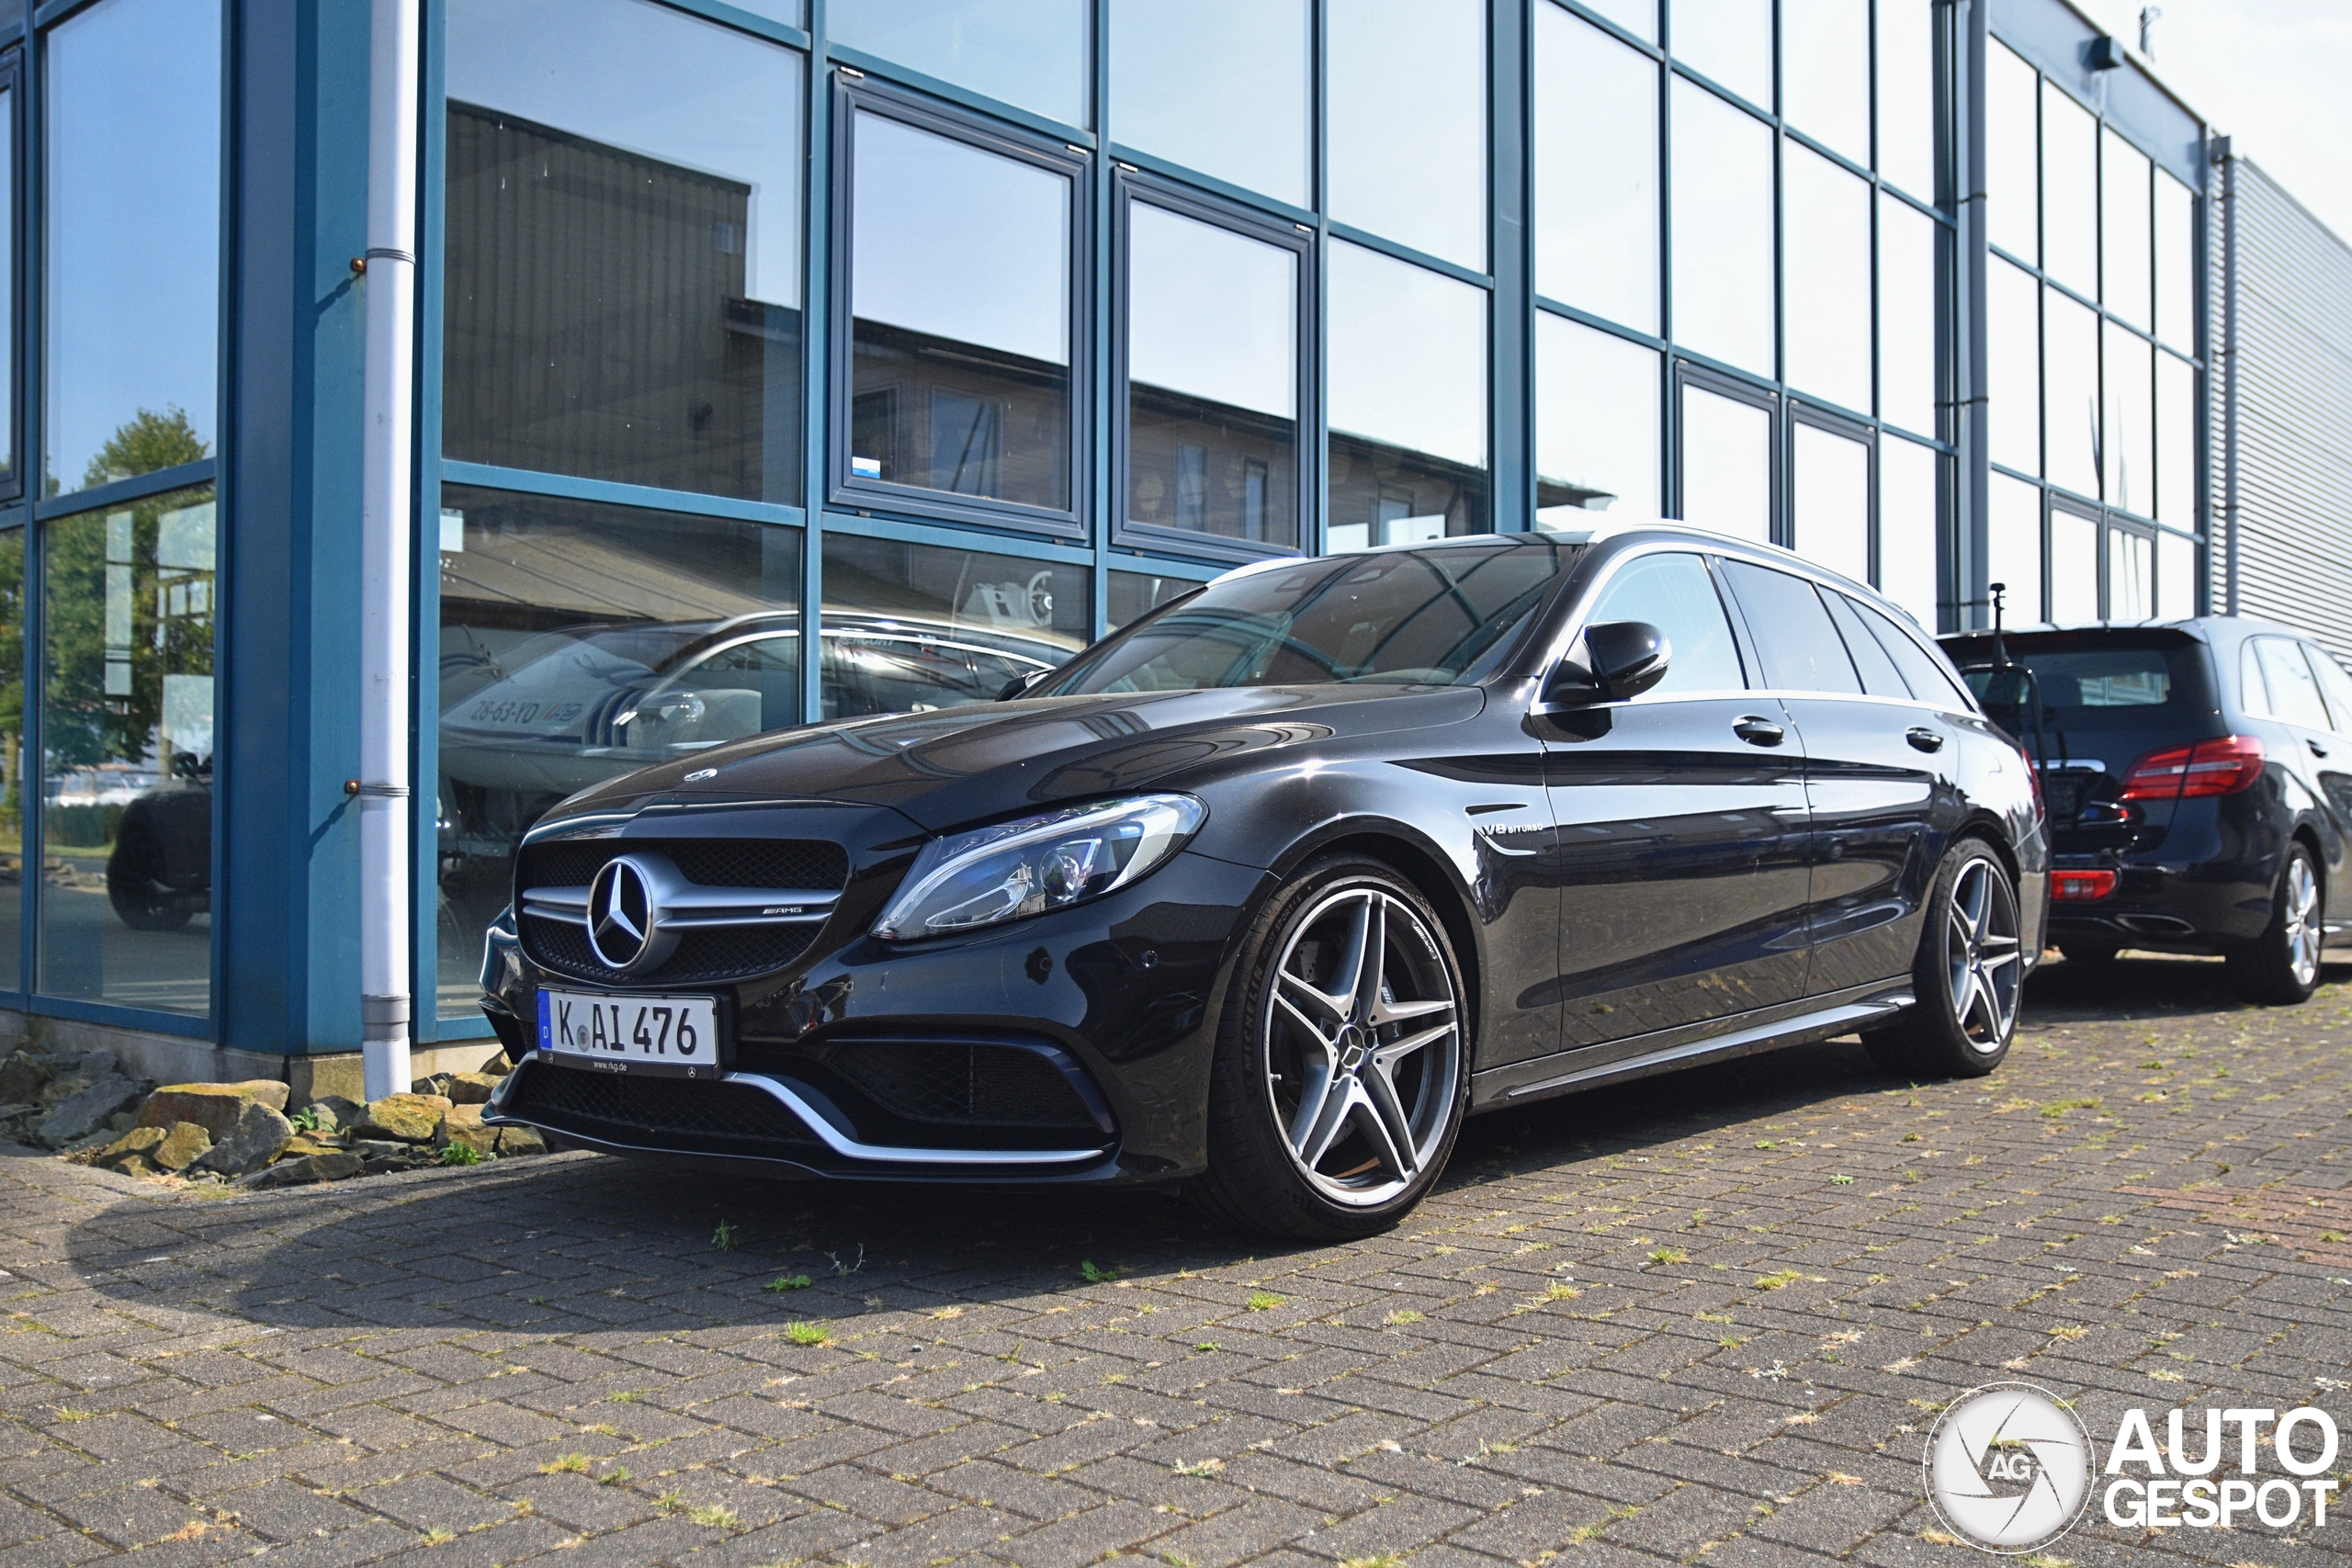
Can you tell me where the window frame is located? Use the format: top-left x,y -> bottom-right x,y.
0,49 -> 18,509
826,73 -> 1093,537
1110,168 -> 1315,564
1673,360 -> 1779,542
1786,399 -> 1877,581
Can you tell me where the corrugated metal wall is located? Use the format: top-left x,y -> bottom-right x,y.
2214,157 -> 2352,661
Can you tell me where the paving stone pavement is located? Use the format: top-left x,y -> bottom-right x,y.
6,955 -> 2352,1568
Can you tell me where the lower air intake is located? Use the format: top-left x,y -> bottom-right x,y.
504,1060 -> 820,1156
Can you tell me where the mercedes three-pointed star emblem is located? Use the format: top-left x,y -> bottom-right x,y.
586,856 -> 661,972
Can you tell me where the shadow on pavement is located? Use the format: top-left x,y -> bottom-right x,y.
49,954 -> 2345,1336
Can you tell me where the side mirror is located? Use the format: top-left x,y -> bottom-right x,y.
1544,620 -> 1671,706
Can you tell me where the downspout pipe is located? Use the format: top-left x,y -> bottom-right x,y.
2217,138 -> 2239,615
359,0 -> 420,1101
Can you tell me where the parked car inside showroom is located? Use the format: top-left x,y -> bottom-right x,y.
476,525 -> 2046,1237
1942,615 -> 2350,1004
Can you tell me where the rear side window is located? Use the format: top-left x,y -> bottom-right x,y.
1582,552 -> 1747,695
1854,596 -> 1974,707
1720,562 -> 1862,694
2309,646 -> 2352,736
2249,637 -> 2333,730
1820,590 -> 1912,700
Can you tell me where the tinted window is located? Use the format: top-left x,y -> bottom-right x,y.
1956,641 -> 2201,730
1051,544 -> 1576,694
1720,561 -> 1861,694
1583,552 -> 1745,695
1858,599 -> 1972,708
2254,637 -> 2332,731
1821,590 -> 1910,699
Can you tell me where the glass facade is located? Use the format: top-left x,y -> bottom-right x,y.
443,0 -> 804,502
0,0 -> 2217,1046
40,487 -> 216,1014
1983,39 -> 2203,625
1532,0 -> 1962,630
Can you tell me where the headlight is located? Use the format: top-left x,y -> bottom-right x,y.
873,794 -> 1206,941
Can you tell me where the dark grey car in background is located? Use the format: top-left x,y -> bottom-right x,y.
1942,615 -> 2350,1004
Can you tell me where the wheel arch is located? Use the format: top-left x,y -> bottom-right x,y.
1268,824 -> 1487,1067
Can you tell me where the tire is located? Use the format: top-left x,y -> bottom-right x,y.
1861,836 -> 2025,1079
2226,843 -> 2324,1006
1190,857 -> 1470,1241
2060,941 -> 2120,966
107,828 -> 195,932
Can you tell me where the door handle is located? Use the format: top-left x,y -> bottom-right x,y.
1905,726 -> 1947,753
1733,716 -> 1786,747
2311,739 -> 2331,759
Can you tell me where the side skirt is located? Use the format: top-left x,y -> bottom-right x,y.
1468,979 -> 1916,1111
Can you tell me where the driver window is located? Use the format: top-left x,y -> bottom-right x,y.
1578,552 -> 1747,695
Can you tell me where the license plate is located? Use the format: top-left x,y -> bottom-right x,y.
536,988 -> 723,1077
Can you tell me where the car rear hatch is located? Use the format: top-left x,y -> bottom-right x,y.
1941,628 -> 2224,858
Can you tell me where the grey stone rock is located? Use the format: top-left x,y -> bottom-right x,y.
36,1076 -> 149,1148
345,1138 -> 413,1162
189,1101 -> 296,1178
300,1096 -> 361,1134
235,1152 -> 363,1189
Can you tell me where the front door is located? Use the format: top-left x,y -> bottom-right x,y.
1528,551 -> 1813,1056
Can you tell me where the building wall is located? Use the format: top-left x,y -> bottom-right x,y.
0,0 -> 2239,1063
2214,156 -> 2352,661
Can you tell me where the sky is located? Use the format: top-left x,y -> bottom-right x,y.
2071,0 -> 2352,242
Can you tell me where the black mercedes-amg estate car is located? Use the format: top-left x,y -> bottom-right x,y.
479,526 -> 2047,1237
1942,615 -> 2349,1005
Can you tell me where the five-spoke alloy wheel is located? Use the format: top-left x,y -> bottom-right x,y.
1864,836 -> 2023,1079
1195,859 -> 1469,1238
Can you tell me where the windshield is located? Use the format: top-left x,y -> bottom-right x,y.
1045,543 -> 1580,695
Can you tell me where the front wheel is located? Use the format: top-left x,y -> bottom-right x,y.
2227,844 -> 2324,1006
1192,859 -> 1469,1240
1863,837 -> 2024,1079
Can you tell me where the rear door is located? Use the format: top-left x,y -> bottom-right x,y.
1530,549 -> 1813,1055
2247,636 -> 2352,846
1717,562 -> 1946,995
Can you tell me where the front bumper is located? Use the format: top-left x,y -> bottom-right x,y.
481,843 -> 1270,1185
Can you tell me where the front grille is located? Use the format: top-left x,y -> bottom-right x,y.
515,837 -> 849,985
520,838 -> 848,893
523,914 -> 821,987
505,1060 -> 820,1154
831,1040 -> 1101,1131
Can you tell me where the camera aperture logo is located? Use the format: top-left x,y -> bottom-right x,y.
1924,1383 -> 2095,1552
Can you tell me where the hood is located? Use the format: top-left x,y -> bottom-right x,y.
543,683 -> 1486,831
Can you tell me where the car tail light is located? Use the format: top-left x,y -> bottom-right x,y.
2120,736 -> 2266,802
2052,868 -> 2118,901
2022,745 -> 2044,814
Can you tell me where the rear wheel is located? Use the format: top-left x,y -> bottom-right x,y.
1863,837 -> 2023,1079
2227,844 -> 2324,1006
107,825 -> 194,931
1192,859 -> 1468,1241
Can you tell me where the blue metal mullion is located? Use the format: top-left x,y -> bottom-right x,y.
801,0 -> 827,724
437,461 -> 807,528
14,25 -> 34,997
657,0 -> 808,50
822,41 -> 1088,149
1090,0 -> 1108,632
1489,0 -> 1525,531
1310,0 -> 1327,555
208,0 -> 236,1041
1656,11 -> 1675,520
29,457 -> 218,519
414,0 -> 448,1035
